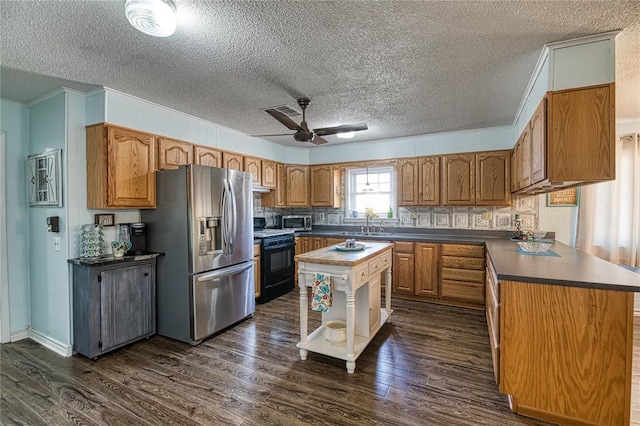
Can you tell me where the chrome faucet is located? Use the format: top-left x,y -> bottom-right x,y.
365,215 -> 371,234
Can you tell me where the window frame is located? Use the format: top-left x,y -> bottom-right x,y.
345,165 -> 396,220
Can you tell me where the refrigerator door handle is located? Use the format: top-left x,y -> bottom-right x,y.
221,178 -> 230,255
228,178 -> 237,254
195,261 -> 253,281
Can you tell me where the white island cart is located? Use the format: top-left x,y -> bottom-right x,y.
296,241 -> 393,373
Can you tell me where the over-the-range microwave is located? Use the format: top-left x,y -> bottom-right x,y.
281,215 -> 312,231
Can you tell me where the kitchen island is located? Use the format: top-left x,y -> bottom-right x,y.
295,241 -> 393,373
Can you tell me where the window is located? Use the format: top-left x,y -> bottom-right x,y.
347,166 -> 395,218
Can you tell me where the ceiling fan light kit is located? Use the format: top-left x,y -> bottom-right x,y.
125,0 -> 177,37
259,97 -> 368,145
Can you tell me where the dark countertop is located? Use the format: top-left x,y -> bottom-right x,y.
297,227 -> 640,292
68,252 -> 163,266
485,239 -> 640,292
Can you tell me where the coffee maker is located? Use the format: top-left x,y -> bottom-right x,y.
119,222 -> 147,254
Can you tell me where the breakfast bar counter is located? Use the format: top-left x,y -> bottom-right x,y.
295,241 -> 393,373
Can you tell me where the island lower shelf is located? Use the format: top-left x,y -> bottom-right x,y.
296,309 -> 392,361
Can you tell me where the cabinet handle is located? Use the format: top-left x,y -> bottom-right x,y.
144,272 -> 149,277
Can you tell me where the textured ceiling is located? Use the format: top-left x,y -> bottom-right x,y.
1,1 -> 639,147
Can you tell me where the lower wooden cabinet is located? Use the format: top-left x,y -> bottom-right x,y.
440,244 -> 485,304
72,258 -> 157,358
392,242 -> 439,297
254,243 -> 261,298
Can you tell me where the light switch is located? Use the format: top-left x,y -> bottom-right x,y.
53,237 -> 61,251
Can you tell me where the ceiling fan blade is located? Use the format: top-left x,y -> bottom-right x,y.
311,135 -> 329,145
313,123 -> 368,137
265,109 -> 303,131
252,133 -> 294,137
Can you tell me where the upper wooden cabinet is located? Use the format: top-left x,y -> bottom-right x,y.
157,137 -> 193,170
261,160 -> 277,189
243,156 -> 262,186
222,151 -> 243,171
529,98 -> 546,185
513,84 -> 615,195
194,146 -> 222,168
310,165 -> 341,207
86,124 -> 156,209
476,150 -> 511,206
441,154 -> 475,205
285,165 -> 309,207
261,162 -> 286,207
397,157 -> 440,206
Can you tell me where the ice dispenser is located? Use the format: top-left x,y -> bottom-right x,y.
198,217 -> 221,255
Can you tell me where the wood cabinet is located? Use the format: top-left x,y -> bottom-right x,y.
72,259 -> 156,359
244,156 -> 262,186
513,84 -> 615,195
414,243 -> 439,296
261,160 -> 277,189
222,151 -> 243,171
441,154 -> 475,205
194,145 -> 222,168
261,163 -> 286,207
285,165 -> 309,207
254,243 -> 261,298
157,137 -> 193,170
310,165 -> 341,207
440,244 -> 485,305
475,150 -> 511,206
310,237 -> 325,251
486,250 -> 634,425
392,242 -> 414,294
86,124 -> 156,209
397,157 -> 440,206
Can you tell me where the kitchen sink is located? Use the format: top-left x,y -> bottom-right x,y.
341,232 -> 394,238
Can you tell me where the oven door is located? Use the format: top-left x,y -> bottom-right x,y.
260,239 -> 295,303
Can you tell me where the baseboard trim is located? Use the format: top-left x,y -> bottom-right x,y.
10,329 -> 30,342
29,329 -> 73,357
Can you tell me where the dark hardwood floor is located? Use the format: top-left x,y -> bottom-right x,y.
1,292 -> 636,425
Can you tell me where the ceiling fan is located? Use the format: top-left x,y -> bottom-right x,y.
256,98 -> 368,145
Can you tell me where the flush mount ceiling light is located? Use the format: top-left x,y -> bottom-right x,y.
125,0 -> 177,37
336,131 -> 355,139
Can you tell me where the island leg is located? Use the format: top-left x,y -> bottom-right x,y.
385,266 -> 392,316
299,282 -> 308,361
346,290 -> 355,373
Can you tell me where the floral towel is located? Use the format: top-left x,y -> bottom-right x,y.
311,273 -> 332,312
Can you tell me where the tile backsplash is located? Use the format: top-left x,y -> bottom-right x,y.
254,193 -> 540,232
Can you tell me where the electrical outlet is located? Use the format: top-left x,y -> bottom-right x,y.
318,212 -> 325,222
53,237 -> 61,251
482,211 -> 492,220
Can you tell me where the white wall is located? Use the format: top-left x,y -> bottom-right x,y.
0,99 -> 30,338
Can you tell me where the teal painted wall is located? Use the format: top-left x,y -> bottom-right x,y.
0,99 -> 31,335
28,93 -> 70,344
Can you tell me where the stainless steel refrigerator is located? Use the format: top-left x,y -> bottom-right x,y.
142,164 -> 255,345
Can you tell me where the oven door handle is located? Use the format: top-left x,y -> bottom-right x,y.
196,262 -> 253,281
263,242 -> 295,251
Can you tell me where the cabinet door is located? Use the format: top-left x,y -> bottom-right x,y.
519,126 -> 532,189
310,237 -> 325,251
547,84 -> 614,182
442,154 -> 475,205
286,165 -> 309,207
254,243 -> 261,298
298,236 -> 310,253
100,263 -> 154,352
510,148 -> 518,192
261,162 -> 286,207
369,275 -> 381,332
222,152 -> 243,171
244,156 -> 262,186
261,160 -> 277,189
157,137 -> 193,170
310,165 -> 340,207
325,238 -> 346,246
194,146 -> 222,168
397,158 -> 418,206
476,151 -> 511,206
107,126 -> 156,208
530,98 -> 547,184
418,156 -> 440,206
414,243 -> 438,296
392,242 -> 414,294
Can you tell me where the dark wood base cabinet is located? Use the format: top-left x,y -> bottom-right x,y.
72,259 -> 156,358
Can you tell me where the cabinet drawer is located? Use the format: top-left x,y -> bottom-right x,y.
441,280 -> 484,302
441,244 -> 484,258
368,257 -> 382,276
394,241 -> 414,253
355,262 -> 369,285
380,250 -> 392,271
441,280 -> 485,302
441,267 -> 484,283
441,255 -> 484,270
